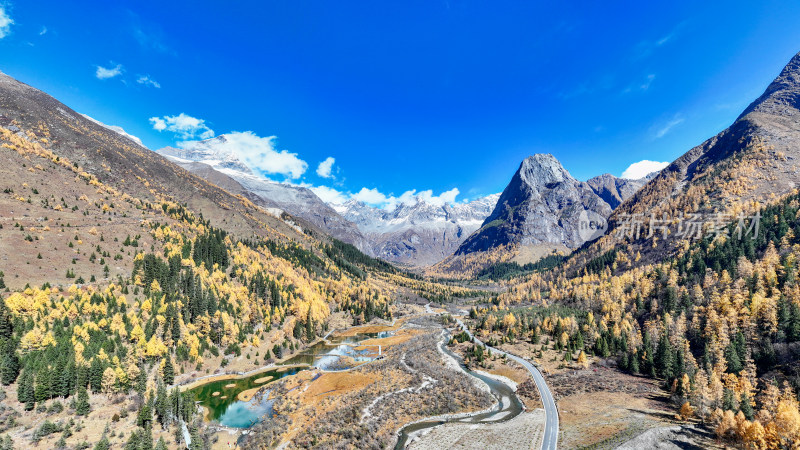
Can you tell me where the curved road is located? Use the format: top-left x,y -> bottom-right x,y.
454,318 -> 559,450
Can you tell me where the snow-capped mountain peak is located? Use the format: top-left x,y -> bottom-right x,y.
331,193 -> 500,266
158,135 -> 254,174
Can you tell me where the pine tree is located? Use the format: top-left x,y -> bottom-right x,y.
17,370 -> 34,410
89,358 -> 104,393
155,437 -> 168,450
75,388 -> 90,415
0,340 -> 19,385
0,300 -> 12,339
788,302 -> 800,342
722,388 -> 736,411
630,351 -> 640,374
655,334 -> 674,381
163,358 -> 175,385
739,392 -> 754,420
93,434 -> 110,450
155,382 -> 169,427
724,342 -> 743,373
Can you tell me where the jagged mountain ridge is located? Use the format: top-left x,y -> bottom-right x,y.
159,137 -> 501,266
586,172 -> 655,209
158,141 -> 375,255
454,154 -> 649,256
335,194 -> 500,266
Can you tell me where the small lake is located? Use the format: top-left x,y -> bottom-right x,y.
189,366 -> 303,427
189,330 -> 393,428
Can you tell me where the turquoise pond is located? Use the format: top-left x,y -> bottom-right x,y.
189,330 -> 392,428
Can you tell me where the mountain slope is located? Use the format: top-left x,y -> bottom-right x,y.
0,71 -> 307,247
572,50 -> 800,269
0,70 -> 412,450
158,141 -> 374,255
586,173 -> 651,209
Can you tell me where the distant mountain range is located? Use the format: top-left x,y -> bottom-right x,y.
156,138 -> 660,267
332,194 -> 500,266
157,138 -> 375,255
158,138 -> 504,266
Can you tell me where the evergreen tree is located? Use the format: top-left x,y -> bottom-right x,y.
155,437 -> 168,450
17,370 -> 34,410
655,334 -> 674,381
0,300 -> 12,339
163,358 -> 174,385
724,342 -> 743,373
89,358 -> 104,393
722,388 -> 736,411
0,340 -> 19,385
155,382 -> 170,427
630,351 -> 640,374
788,302 -> 800,342
94,434 -> 110,450
740,392 -> 754,420
75,388 -> 90,415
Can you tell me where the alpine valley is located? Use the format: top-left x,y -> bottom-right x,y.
1,17 -> 800,450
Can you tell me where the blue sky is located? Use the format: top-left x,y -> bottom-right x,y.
1,1 -> 800,206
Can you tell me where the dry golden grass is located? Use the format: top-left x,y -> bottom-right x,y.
356,328 -> 421,348
487,364 -> 529,384
304,371 -> 379,400
237,387 -> 260,402
335,316 -> 409,336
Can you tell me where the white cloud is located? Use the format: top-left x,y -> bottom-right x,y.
316,157 -> 336,178
0,6 -> 12,39
179,131 -> 307,179
136,74 -> 160,88
39,26 -> 47,36
652,114 -> 684,139
330,185 -> 462,210
310,185 -> 348,204
621,160 -> 669,179
95,64 -> 123,80
150,113 -> 214,140
414,188 -> 460,206
352,187 -> 389,205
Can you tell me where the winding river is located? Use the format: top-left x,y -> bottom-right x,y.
187,322 -> 525,449
394,338 -> 525,449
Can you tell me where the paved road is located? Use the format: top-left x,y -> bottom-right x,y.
455,318 -> 559,450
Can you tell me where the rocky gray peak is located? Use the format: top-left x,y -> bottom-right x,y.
518,153 -> 575,187
739,51 -> 800,119
586,173 -> 650,209
455,154 -> 652,256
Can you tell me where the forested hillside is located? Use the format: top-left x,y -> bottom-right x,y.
467,190 -> 800,448
0,92 -> 399,448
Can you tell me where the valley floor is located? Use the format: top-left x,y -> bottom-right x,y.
407,409 -> 545,450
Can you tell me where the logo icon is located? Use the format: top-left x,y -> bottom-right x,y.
578,210 -> 607,243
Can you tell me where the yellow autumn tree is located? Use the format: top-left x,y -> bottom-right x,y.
679,402 -> 694,420
102,367 -> 117,395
